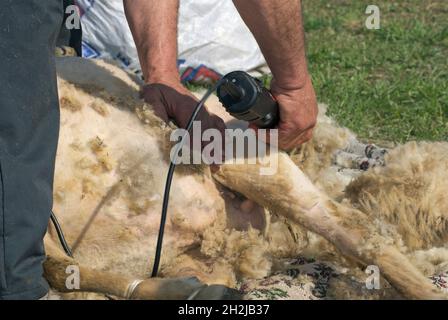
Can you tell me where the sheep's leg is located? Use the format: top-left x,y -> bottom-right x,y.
214,152 -> 446,299
43,236 -> 208,299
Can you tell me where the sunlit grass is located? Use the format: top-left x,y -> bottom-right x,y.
303,0 -> 447,142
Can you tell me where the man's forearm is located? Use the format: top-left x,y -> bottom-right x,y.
233,0 -> 308,89
123,0 -> 179,83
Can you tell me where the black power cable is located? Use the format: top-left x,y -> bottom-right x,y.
50,211 -> 73,258
151,80 -> 224,278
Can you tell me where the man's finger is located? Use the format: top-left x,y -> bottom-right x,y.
279,128 -> 314,151
249,124 -> 280,147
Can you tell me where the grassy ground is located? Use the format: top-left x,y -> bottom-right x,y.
302,0 -> 447,143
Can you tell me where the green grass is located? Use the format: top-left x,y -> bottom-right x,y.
185,1 -> 447,143
302,0 -> 448,143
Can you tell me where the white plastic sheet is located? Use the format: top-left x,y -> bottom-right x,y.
77,0 -> 266,78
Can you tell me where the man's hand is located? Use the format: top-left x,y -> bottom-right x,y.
233,0 -> 317,150
269,75 -> 318,150
249,75 -> 318,150
125,0 -> 225,136
142,80 -> 226,133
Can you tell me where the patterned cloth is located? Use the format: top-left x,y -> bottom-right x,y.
430,273 -> 448,293
240,256 -> 448,300
241,257 -> 337,300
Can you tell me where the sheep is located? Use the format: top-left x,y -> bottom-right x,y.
44,57 -> 448,299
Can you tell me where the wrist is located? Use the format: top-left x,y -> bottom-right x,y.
268,54 -> 310,90
144,69 -> 180,86
142,73 -> 189,97
271,72 -> 311,94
